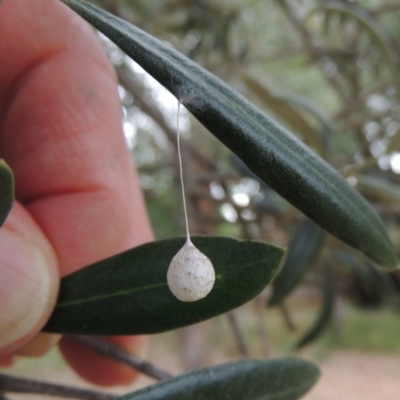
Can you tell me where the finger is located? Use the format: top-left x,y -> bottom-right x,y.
0,0 -> 153,381
0,202 -> 59,355
0,0 -> 152,276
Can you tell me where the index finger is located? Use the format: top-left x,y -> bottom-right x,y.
0,0 -> 153,276
0,0 -> 153,384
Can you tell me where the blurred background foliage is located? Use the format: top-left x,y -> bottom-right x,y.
88,0 -> 400,355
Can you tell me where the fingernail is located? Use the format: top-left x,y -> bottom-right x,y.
0,227 -> 55,350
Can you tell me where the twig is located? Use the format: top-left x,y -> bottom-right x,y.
0,374 -> 113,400
279,303 -> 297,332
227,312 -> 250,358
69,336 -> 172,381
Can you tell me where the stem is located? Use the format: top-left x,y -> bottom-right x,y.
0,374 -> 113,400
69,336 -> 173,381
176,102 -> 191,242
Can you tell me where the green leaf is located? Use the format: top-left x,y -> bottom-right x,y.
114,358 -> 320,400
0,160 -> 14,228
269,219 -> 326,307
61,0 -> 397,269
296,266 -> 335,349
44,236 -> 283,335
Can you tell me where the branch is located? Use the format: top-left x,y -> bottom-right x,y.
0,374 -> 113,400
69,336 -> 172,381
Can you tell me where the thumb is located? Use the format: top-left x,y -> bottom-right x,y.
0,202 -> 59,355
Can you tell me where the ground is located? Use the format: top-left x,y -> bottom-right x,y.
306,350 -> 400,399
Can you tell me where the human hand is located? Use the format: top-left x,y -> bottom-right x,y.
0,0 -> 153,386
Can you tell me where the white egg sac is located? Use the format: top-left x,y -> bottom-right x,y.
167,241 -> 215,302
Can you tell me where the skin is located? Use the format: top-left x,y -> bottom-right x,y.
0,0 -> 153,386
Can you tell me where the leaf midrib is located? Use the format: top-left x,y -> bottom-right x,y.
56,273 -> 224,308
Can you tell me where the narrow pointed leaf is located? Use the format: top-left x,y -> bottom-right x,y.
269,219 -> 326,307
114,358 -> 320,400
0,160 -> 14,228
61,0 -> 396,268
44,236 -> 283,335
296,266 -> 335,349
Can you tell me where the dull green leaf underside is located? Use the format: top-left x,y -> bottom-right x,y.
44,236 -> 283,334
114,358 -> 320,400
0,160 -> 14,228
61,0 -> 396,269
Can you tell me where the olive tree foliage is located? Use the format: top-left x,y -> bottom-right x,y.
1,0 -> 400,399
108,0 -> 400,308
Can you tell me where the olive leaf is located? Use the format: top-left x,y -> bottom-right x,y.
44,236 -> 283,334
114,358 -> 320,400
61,0 -> 396,268
0,160 -> 14,228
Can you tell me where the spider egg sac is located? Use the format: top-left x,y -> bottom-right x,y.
167,241 -> 215,302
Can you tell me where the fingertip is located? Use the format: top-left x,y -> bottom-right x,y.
0,203 -> 59,355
